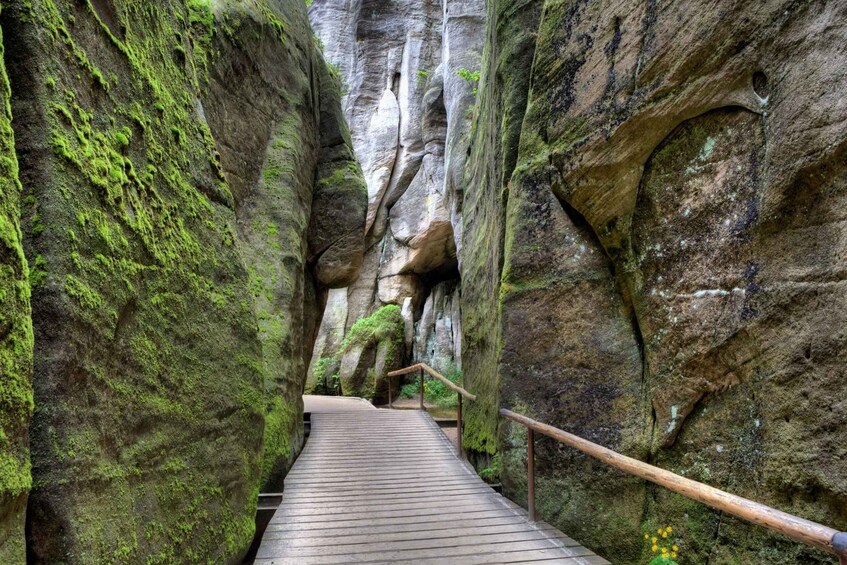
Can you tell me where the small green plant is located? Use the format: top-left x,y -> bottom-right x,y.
326,62 -> 348,96
478,453 -> 501,482
456,68 -> 480,96
645,526 -> 680,564
416,69 -> 431,87
312,357 -> 340,395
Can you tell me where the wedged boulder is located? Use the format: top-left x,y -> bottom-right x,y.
0,9 -> 32,561
333,305 -> 406,403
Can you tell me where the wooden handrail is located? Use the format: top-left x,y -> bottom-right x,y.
387,363 -> 477,401
383,364 -> 847,563
386,363 -> 474,456
500,409 -> 847,562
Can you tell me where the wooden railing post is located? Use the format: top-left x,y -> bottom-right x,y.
388,376 -> 392,409
527,427 -> 536,522
457,393 -> 463,458
419,369 -> 425,411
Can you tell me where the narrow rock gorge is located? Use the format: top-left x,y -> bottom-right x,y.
304,0 -> 485,401
0,0 -> 844,563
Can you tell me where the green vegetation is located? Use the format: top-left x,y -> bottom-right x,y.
400,364 -> 463,408
311,357 -> 340,395
0,5 -> 34,560
309,305 -> 405,399
326,61 -> 348,96
342,304 -> 404,351
478,453 -> 501,483
456,67 -> 480,95
416,68 -> 431,87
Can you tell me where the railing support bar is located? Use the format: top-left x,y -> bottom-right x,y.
457,393 -> 463,458
419,369 -> 425,411
388,376 -> 392,409
527,427 -> 536,522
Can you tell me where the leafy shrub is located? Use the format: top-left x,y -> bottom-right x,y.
456,68 -> 480,95
416,69 -> 431,87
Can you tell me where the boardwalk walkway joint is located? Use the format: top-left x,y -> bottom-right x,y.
255,406 -> 608,564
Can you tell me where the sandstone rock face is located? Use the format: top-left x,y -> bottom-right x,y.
306,0 -> 485,396
203,0 -> 366,491
0,9 -> 32,561
1,0 -> 365,561
463,0 -> 847,562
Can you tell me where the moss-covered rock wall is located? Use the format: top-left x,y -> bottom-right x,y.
4,0 -> 265,560
199,0 -> 366,492
0,5 -> 33,561
0,0 -> 365,561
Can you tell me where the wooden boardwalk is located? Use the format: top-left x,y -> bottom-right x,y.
254,407 -> 609,564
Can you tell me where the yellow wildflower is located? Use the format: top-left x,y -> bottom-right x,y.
666,526 -> 673,533
652,537 -> 657,543
662,532 -> 668,538
651,545 -> 658,552
672,545 -> 679,551
645,534 -> 649,539
672,553 -> 678,558
658,528 -> 663,534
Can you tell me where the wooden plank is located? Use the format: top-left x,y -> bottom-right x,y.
265,510 -> 526,532
281,480 -> 486,496
265,520 -> 564,547
257,531 -> 584,558
271,501 -> 509,521
504,557 -> 611,565
282,487 -> 494,503
260,523 -> 569,547
257,538 -> 592,563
